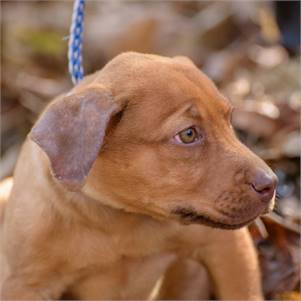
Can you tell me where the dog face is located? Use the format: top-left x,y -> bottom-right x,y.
31,52 -> 277,229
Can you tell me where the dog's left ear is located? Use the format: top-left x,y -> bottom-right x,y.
30,87 -> 121,191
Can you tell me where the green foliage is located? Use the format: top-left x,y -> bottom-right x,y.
19,29 -> 64,56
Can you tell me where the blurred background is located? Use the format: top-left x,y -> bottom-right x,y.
1,1 -> 300,299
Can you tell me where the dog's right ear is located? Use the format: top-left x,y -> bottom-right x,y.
30,87 -> 121,191
173,56 -> 195,67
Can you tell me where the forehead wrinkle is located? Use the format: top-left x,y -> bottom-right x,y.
161,101 -> 195,126
187,103 -> 201,118
192,83 -> 233,121
173,64 -> 233,114
157,101 -> 200,137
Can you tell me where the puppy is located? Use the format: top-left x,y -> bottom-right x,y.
0,52 -> 277,300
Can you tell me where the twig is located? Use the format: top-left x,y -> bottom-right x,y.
265,212 -> 300,234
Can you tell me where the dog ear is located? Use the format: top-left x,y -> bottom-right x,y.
173,56 -> 195,67
30,87 -> 120,191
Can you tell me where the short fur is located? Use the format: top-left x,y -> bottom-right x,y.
0,53 -> 276,300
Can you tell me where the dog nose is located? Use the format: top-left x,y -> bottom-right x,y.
251,170 -> 277,203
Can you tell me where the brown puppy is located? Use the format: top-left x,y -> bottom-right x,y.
0,52 -> 277,300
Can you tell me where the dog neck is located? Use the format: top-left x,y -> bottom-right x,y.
20,139 -> 168,233
48,172 -> 165,234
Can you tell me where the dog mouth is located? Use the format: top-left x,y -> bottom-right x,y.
171,207 -> 257,229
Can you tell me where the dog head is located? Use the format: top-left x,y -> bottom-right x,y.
30,52 -> 277,229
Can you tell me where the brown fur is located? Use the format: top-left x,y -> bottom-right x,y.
0,52 -> 276,300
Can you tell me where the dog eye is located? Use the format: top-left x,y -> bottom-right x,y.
175,127 -> 201,144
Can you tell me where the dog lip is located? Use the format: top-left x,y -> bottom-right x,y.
171,207 -> 256,230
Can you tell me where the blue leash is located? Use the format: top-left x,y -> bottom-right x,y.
68,0 -> 85,85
